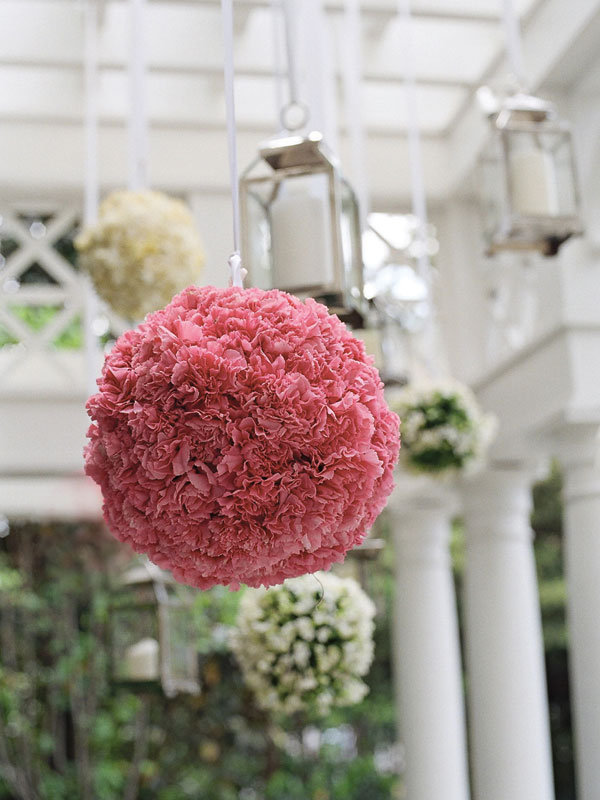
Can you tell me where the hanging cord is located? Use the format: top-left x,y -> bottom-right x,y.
83,0 -> 100,396
128,0 -> 149,190
397,0 -> 450,380
271,0 -> 286,132
342,0 -> 369,233
501,0 -> 526,90
221,0 -> 245,287
397,0 -> 431,288
280,0 -> 308,131
83,0 -> 99,228
313,573 -> 325,609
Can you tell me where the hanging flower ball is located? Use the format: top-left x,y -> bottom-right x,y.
85,286 -> 400,589
75,190 -> 205,320
390,380 -> 496,477
230,572 -> 376,716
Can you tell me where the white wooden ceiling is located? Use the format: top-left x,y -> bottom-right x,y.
0,0 -> 597,202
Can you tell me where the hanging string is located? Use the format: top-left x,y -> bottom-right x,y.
397,0 -> 449,380
83,0 -> 100,396
280,0 -> 308,131
83,0 -> 99,227
128,0 -> 148,190
342,0 -> 369,233
313,573 -> 325,609
501,0 -> 526,89
281,0 -> 300,107
220,0 -> 244,287
271,0 -> 286,132
397,0 -> 431,288
311,0 -> 339,155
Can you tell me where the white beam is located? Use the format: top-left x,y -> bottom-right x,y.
0,119 -> 449,203
0,1 -> 486,89
0,476 -> 102,520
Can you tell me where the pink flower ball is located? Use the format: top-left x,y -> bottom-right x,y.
85,286 -> 400,589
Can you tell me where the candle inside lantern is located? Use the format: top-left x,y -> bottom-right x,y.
270,176 -> 335,292
509,139 -> 559,216
123,637 -> 160,681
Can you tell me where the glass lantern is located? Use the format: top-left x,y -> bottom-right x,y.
110,560 -> 200,697
240,131 -> 365,325
480,91 -> 582,256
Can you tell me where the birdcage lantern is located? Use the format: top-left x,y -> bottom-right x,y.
110,560 -> 200,697
240,130 -> 365,325
480,91 -> 582,256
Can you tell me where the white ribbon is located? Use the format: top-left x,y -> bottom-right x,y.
281,0 -> 300,108
128,0 -> 149,190
221,0 -> 244,287
397,0 -> 451,379
83,0 -> 101,395
501,0 -> 526,89
271,0 -> 286,131
397,0 -> 431,288
83,0 -> 99,227
342,0 -> 369,232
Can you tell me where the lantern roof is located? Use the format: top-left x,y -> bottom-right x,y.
259,131 -> 339,172
478,86 -> 557,128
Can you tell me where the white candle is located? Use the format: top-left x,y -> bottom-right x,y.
509,145 -> 559,217
123,637 -> 160,681
270,176 -> 335,292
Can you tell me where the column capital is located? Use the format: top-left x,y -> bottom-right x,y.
551,421 -> 600,467
552,421 -> 600,504
460,463 -> 536,543
389,471 -> 458,515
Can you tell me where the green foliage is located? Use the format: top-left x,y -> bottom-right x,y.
532,461 -> 563,536
265,755 -> 396,800
190,584 -> 243,654
0,523 -> 400,800
0,305 -> 83,349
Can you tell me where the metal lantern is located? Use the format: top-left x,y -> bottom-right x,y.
240,131 -> 365,325
110,560 -> 200,697
480,91 -> 582,256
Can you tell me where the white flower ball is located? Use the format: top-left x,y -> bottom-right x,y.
391,379 -> 497,477
230,572 -> 376,716
76,189 -> 205,320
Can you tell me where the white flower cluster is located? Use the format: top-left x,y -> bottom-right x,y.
392,380 -> 497,477
231,572 -> 376,717
76,190 -> 205,320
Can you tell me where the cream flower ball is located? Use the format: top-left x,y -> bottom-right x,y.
230,572 -> 376,716
76,189 -> 205,320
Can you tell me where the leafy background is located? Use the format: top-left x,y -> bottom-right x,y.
0,463 -> 573,799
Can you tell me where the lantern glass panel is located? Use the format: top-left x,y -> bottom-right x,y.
244,185 -> 272,291
112,600 -> 160,685
505,128 -> 577,218
268,172 -> 336,294
162,603 -> 200,692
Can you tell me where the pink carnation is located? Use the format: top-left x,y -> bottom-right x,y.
85,286 -> 400,589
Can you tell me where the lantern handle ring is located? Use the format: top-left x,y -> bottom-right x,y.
280,100 -> 310,132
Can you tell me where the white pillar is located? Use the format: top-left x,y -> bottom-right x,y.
390,479 -> 470,800
461,465 -> 555,800
556,422 -> 600,800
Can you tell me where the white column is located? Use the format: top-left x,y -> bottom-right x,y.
461,465 -> 555,800
389,479 -> 470,800
556,422 -> 600,800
